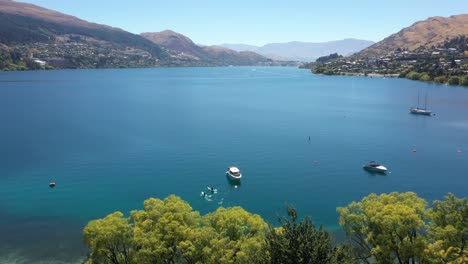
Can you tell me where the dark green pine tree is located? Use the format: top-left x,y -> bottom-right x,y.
264,206 -> 355,264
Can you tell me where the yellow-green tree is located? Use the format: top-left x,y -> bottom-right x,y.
424,193 -> 468,264
204,206 -> 268,264
84,195 -> 268,264
130,195 -> 202,264
83,212 -> 134,264
337,192 -> 428,264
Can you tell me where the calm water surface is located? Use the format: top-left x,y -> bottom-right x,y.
0,67 -> 467,263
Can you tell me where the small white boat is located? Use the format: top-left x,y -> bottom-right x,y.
363,161 -> 387,173
226,166 -> 242,180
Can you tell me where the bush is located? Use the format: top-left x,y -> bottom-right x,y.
406,71 -> 421,80
420,73 -> 431,82
460,75 -> 468,86
398,71 -> 408,78
434,76 -> 448,84
448,76 -> 460,85
323,69 -> 335,75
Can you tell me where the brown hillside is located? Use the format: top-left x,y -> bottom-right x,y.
0,0 -> 121,31
141,30 -> 208,59
141,30 -> 272,66
358,14 -> 468,57
202,46 -> 271,65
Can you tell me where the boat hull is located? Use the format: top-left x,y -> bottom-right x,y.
363,165 -> 387,173
226,172 -> 242,181
410,108 -> 432,116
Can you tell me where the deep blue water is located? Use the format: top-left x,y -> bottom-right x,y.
0,67 -> 467,263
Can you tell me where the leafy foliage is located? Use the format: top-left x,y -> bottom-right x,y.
312,65 -> 335,75
83,212 -> 133,264
83,195 -> 267,264
316,53 -> 343,64
424,194 -> 468,264
83,193 -> 467,264
434,76 -> 448,84
406,71 -> 421,80
337,192 -> 428,264
263,206 -> 355,264
448,76 -> 460,85
460,76 -> 468,86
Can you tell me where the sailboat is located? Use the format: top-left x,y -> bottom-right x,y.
410,90 -> 432,116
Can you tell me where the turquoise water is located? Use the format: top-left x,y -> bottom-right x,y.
0,67 -> 467,263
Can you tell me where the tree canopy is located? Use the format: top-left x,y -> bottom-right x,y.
337,192 -> 468,264
83,195 -> 267,264
263,206 -> 355,264
84,192 -> 467,264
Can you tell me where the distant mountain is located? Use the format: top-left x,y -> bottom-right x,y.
221,44 -> 260,52
141,30 -> 209,61
202,46 -> 271,66
220,39 -> 375,62
357,14 -> 468,57
141,30 -> 272,66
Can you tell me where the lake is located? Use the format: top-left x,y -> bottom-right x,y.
0,67 -> 467,263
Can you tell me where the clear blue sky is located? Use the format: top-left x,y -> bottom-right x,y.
18,0 -> 468,46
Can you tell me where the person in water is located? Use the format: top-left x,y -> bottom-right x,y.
207,186 -> 217,194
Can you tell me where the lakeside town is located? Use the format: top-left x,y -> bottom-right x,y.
305,36 -> 468,86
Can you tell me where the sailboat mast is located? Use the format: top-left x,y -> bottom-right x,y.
417,90 -> 420,108
424,92 -> 428,110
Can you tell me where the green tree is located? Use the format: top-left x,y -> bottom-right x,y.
131,195 -> 202,264
83,212 -> 134,264
204,206 -> 268,264
424,193 -> 468,264
264,206 -> 355,264
420,73 -> 432,82
406,71 -> 421,80
84,195 -> 269,264
459,75 -> 468,86
337,192 -> 428,264
434,76 -> 448,84
448,76 -> 460,85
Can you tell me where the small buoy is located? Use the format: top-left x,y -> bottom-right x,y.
412,149 -> 417,153
457,150 -> 462,153
49,182 -> 56,188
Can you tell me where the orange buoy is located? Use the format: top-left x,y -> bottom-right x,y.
49,182 -> 56,188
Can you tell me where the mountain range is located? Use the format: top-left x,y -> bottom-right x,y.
0,0 -> 273,69
140,30 -> 272,66
0,0 -> 466,70
357,14 -> 468,57
220,39 -> 375,62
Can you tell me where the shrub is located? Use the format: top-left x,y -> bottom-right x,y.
448,76 -> 460,85
434,76 -> 448,84
459,75 -> 468,86
406,71 -> 421,80
420,73 -> 431,82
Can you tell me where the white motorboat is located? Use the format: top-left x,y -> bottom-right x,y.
226,166 -> 242,180
363,161 -> 387,173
